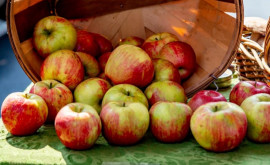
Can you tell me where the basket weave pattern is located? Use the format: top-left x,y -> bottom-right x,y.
234,22 -> 270,85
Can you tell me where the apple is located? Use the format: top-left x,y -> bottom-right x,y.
75,52 -> 100,79
142,32 -> 179,58
241,93 -> 270,143
157,41 -> 196,80
98,52 -> 111,72
33,16 -> 77,58
102,84 -> 148,108
100,101 -> 149,145
74,29 -> 100,57
55,103 -> 101,150
118,36 -> 145,47
188,90 -> 227,112
144,80 -> 187,106
152,58 -> 181,84
190,102 -> 247,152
29,79 -> 73,123
105,45 -> 154,88
74,78 -> 111,113
150,101 -> 192,143
40,49 -> 84,90
230,81 -> 270,106
1,92 -> 48,136
98,72 -> 110,81
90,32 -> 113,54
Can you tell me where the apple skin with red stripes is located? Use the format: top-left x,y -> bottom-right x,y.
241,93 -> 270,143
1,92 -> 48,136
55,103 -> 101,150
157,41 -> 197,80
149,101 -> 192,143
30,79 -> 73,124
105,45 -> 154,88
230,81 -> 270,106
40,49 -> 85,91
142,32 -> 179,58
100,102 -> 149,146
190,102 -> 247,152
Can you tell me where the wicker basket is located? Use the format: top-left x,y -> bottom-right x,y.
7,0 -> 243,97
234,18 -> 270,86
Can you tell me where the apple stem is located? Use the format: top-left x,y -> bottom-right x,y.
123,102 -> 126,107
255,81 -> 257,88
25,93 -> 29,99
127,91 -> 130,96
214,106 -> 218,112
49,82 -> 53,89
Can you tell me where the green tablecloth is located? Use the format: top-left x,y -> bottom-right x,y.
1,79 -> 270,165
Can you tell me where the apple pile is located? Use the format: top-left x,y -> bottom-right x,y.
2,15 -> 270,152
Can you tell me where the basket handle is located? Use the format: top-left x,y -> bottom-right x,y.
239,36 -> 270,74
264,17 -> 270,65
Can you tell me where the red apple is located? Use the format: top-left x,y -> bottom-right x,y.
90,32 -> 113,54
144,80 -> 187,106
118,36 -> 144,47
142,32 -> 179,58
241,93 -> 270,143
157,41 -> 196,80
190,102 -> 247,152
1,92 -> 48,136
75,29 -> 100,57
188,90 -> 227,112
33,16 -> 77,58
40,49 -> 85,90
230,81 -> 270,106
55,103 -> 101,150
152,58 -> 181,84
29,79 -> 73,123
105,45 -> 154,88
98,52 -> 111,72
150,102 -> 192,143
100,102 -> 149,145
75,52 -> 100,79
74,78 -> 111,113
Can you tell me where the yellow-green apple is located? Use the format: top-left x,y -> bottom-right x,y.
142,32 -> 179,58
74,78 -> 111,113
33,16 -> 77,58
75,52 -> 100,79
152,59 -> 181,84
190,102 -> 247,152
188,90 -> 227,112
150,102 -> 192,143
157,41 -> 196,80
100,101 -> 149,145
74,29 -> 100,57
118,36 -> 145,47
144,80 -> 186,106
55,103 -> 101,150
241,93 -> 270,143
90,32 -> 113,54
105,45 -> 154,88
98,52 -> 111,72
102,84 -> 148,108
1,92 -> 48,136
230,81 -> 270,106
29,80 -> 73,123
40,49 -> 84,90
